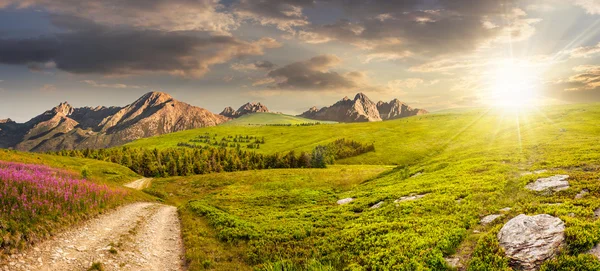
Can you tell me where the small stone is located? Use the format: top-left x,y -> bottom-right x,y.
480,214 -> 502,225
445,257 -> 461,268
575,189 -> 589,199
500,207 -> 512,212
594,208 -> 600,219
411,172 -> 422,178
568,213 -> 575,217
370,201 -> 384,209
337,198 -> 354,205
394,193 -> 428,203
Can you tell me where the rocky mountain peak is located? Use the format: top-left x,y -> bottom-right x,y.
221,102 -> 270,118
51,102 -> 74,116
0,118 -> 14,124
135,91 -> 174,107
354,93 -> 369,101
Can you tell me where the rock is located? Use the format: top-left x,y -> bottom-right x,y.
498,214 -> 565,270
410,172 -> 423,178
394,193 -> 428,203
588,243 -> 600,260
594,208 -> 600,219
500,207 -> 512,212
568,213 -> 575,217
575,189 -> 589,199
370,201 -> 384,209
480,214 -> 502,225
221,102 -> 270,118
337,198 -> 354,205
525,175 -> 570,193
444,257 -> 461,268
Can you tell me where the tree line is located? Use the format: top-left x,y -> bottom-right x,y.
51,139 -> 375,177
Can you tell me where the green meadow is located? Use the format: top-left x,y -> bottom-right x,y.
134,104 -> 600,270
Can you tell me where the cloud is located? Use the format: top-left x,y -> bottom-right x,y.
295,1 -> 539,61
573,0 -> 600,14
39,84 -> 56,93
386,78 -> 439,95
547,65 -> 600,102
0,0 -> 237,33
233,0 -> 313,31
81,80 -> 141,89
0,17 -> 281,78
566,42 -> 600,58
256,54 -> 372,91
231,60 -> 276,71
565,65 -> 600,91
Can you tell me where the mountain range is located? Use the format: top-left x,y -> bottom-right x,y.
220,102 -> 270,118
299,93 -> 427,122
0,92 -> 426,152
0,92 -> 227,152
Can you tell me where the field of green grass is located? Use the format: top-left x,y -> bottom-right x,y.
142,104 -> 600,270
220,112 -> 337,126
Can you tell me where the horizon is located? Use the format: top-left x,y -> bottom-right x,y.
1,0 -> 600,121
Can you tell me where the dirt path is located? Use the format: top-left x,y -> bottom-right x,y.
0,202 -> 185,271
124,178 -> 153,190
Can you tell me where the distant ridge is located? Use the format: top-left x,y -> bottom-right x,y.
299,93 -> 427,122
220,102 -> 269,118
0,91 -> 228,151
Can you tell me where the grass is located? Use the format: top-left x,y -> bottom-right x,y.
220,112 -> 337,126
0,149 -> 140,184
142,104 -> 600,270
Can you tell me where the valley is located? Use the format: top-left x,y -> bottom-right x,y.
3,103 -> 600,270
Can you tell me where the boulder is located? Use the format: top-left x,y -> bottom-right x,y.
525,175 -> 570,193
480,214 -> 502,225
337,198 -> 354,205
498,214 -> 565,270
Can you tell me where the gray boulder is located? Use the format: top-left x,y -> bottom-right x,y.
498,214 -> 565,270
525,175 -> 570,193
370,201 -> 384,209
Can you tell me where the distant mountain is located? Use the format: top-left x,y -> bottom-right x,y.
377,99 -> 428,120
0,92 -> 228,152
220,102 -> 269,118
299,93 -> 427,122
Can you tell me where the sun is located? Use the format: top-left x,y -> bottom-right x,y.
488,60 -> 541,109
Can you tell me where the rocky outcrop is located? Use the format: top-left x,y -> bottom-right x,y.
525,175 -> 570,193
220,102 -> 269,118
480,214 -> 502,225
299,93 -> 426,123
377,99 -> 428,120
498,214 -> 565,270
394,193 -> 428,203
0,118 -> 14,124
0,91 -> 228,152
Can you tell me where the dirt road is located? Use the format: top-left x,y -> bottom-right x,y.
124,178 -> 153,190
1,202 -> 185,271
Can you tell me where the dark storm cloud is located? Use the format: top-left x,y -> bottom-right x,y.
261,55 -> 367,91
0,0 -> 236,33
297,0 -> 534,59
0,16 -> 280,77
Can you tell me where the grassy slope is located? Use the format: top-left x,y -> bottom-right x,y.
127,109 -> 486,166
220,112 -> 337,126
147,104 -> 600,270
0,149 -> 140,184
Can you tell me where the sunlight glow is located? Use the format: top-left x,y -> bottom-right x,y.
488,60 -> 541,109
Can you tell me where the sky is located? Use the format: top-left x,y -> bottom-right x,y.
1,0 -> 600,122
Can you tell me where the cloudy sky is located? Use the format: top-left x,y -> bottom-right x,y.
1,0 -> 600,121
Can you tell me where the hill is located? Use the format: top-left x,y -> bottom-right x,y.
0,92 -> 228,152
219,112 -> 337,126
140,103 -> 600,270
